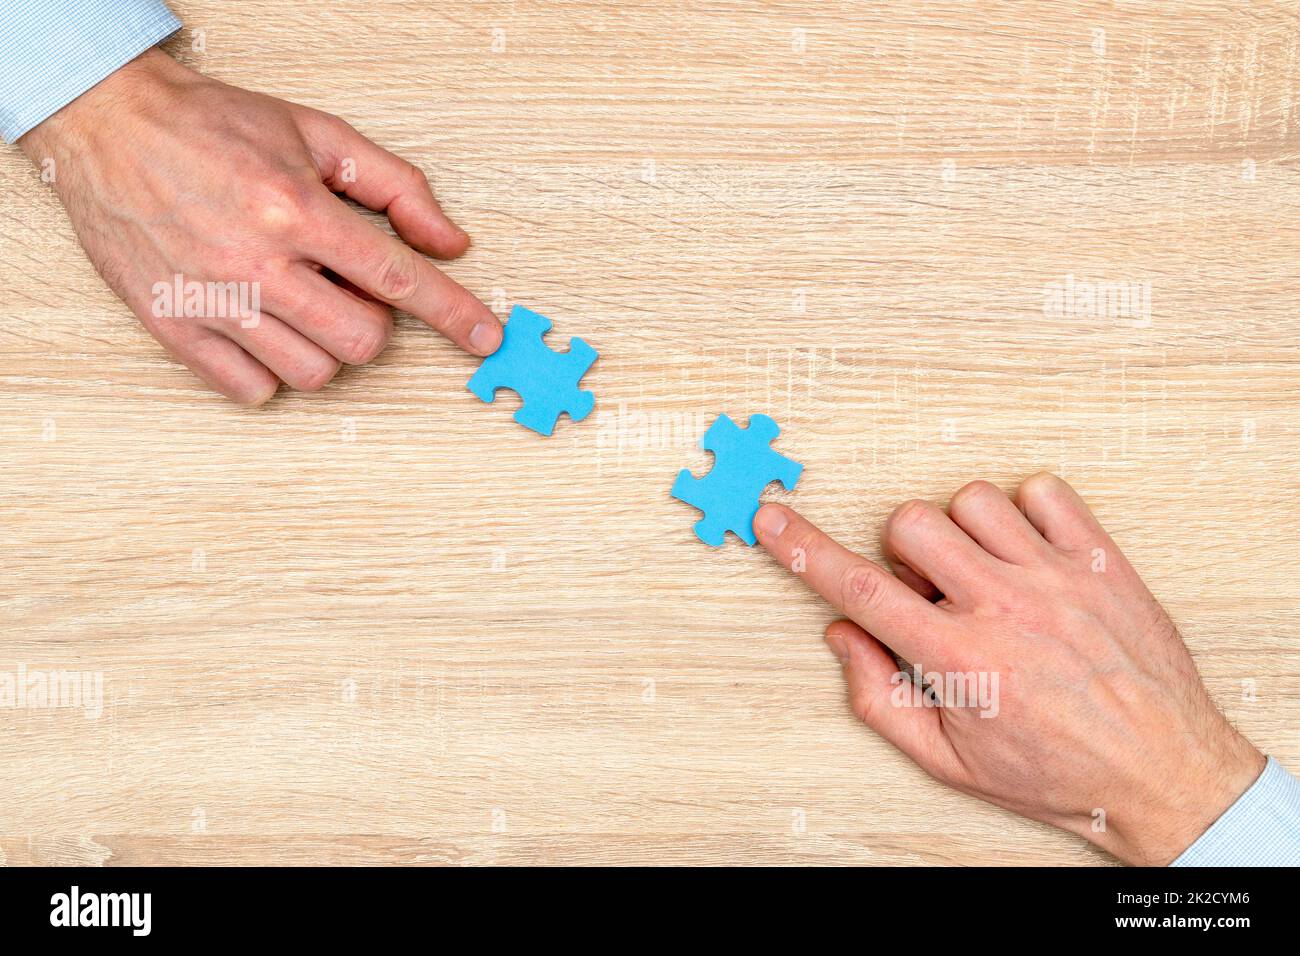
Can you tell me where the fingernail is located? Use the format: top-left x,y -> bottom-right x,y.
753,504 -> 788,539
469,321 -> 501,355
824,630 -> 850,663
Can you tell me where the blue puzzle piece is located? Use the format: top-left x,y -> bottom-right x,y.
671,414 -> 803,547
467,305 -> 597,436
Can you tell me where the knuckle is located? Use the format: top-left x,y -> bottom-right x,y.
254,172 -> 318,231
374,250 -> 420,302
233,379 -> 278,407
1020,471 -> 1066,502
403,162 -> 430,189
839,561 -> 887,612
338,322 -> 388,365
296,358 -> 341,392
887,498 -> 934,538
437,292 -> 478,335
252,256 -> 297,289
787,527 -> 822,565
316,112 -> 355,140
950,480 -> 1001,514
1019,473 -> 1060,496
848,686 -> 879,726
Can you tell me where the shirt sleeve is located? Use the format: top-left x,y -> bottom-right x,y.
0,0 -> 181,143
1171,757 -> 1300,866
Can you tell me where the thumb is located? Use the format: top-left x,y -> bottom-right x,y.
825,619 -> 958,779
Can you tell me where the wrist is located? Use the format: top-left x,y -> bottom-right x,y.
1105,733 -> 1265,866
20,48 -> 186,164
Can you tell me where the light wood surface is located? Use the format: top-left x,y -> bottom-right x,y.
2,0 -> 1298,866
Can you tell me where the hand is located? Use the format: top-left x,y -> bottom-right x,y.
753,473 -> 1265,865
19,49 -> 502,404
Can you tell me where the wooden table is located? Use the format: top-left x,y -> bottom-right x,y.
2,0 -> 1297,866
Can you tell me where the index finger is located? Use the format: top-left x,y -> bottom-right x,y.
754,503 -> 953,666
305,198 -> 502,356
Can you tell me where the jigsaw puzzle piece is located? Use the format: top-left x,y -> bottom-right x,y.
669,470 -> 727,546
671,413 -> 803,547
560,337 -> 599,385
693,515 -> 731,548
758,441 -> 803,492
701,412 -> 777,452
466,306 -> 551,404
532,336 -> 597,430
512,381 -> 594,436
466,305 -> 598,436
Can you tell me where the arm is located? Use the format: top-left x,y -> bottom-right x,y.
8,6 -> 501,403
1171,758 -> 1300,866
753,473 -> 1298,865
0,0 -> 181,143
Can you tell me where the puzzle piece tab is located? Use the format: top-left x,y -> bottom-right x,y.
671,414 -> 803,547
467,305 -> 597,436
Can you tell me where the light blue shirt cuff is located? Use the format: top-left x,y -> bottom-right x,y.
0,0 -> 182,143
1171,757 -> 1300,866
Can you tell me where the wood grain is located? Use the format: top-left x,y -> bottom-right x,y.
1,0 -> 1298,866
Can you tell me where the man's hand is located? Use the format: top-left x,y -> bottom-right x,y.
19,48 -> 501,404
754,473 -> 1264,865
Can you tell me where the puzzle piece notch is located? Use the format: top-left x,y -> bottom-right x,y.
671,413 -> 803,547
467,305 -> 597,436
